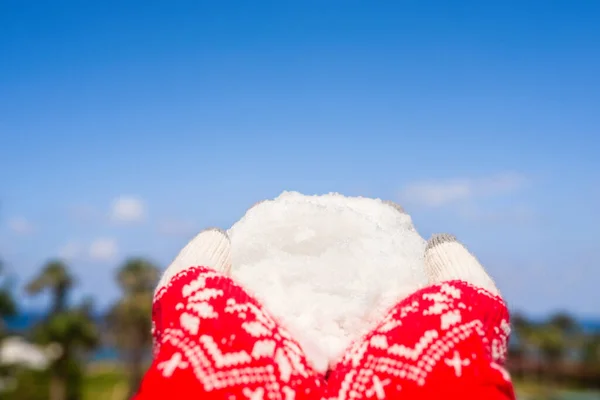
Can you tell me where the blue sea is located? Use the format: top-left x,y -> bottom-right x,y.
4,312 -> 600,362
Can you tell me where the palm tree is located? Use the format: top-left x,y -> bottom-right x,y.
0,212 -> 16,335
107,257 -> 159,398
548,313 -> 581,368
26,261 -> 73,315
27,261 -> 99,400
0,261 -> 17,384
0,261 -> 17,335
548,313 -> 579,335
535,325 -> 564,364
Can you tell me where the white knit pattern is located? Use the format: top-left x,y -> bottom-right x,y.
327,281 -> 511,400
154,267 -> 314,399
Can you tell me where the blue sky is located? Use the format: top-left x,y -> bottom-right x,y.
0,1 -> 598,317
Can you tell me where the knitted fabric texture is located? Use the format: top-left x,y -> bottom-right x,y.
325,280 -> 515,400
135,268 -> 515,400
135,266 -> 326,400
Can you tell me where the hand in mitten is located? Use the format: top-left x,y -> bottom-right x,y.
134,228 -> 326,400
326,233 -> 515,400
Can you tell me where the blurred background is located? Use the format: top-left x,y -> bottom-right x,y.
1,1 -> 598,399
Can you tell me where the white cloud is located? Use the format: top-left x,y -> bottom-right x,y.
400,172 -> 526,208
89,238 -> 118,261
110,196 -> 146,223
400,180 -> 472,207
8,217 -> 36,235
58,241 -> 81,261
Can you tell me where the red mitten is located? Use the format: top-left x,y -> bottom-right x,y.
327,234 -> 515,400
326,281 -> 513,400
134,229 -> 326,400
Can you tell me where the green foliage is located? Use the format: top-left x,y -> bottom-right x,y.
116,257 -> 160,295
509,311 -> 600,393
32,308 -> 99,350
2,360 -> 85,400
0,261 -> 17,385
26,260 -> 74,315
534,325 -> 566,362
0,261 -> 17,323
582,334 -> 600,369
0,289 -> 16,321
511,311 -> 588,365
107,257 -> 159,397
82,366 -> 128,400
548,313 -> 580,334
2,367 -> 50,400
26,261 -> 99,400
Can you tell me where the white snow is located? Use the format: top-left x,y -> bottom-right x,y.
228,191 -> 428,372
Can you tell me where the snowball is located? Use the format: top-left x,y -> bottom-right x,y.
228,191 -> 427,371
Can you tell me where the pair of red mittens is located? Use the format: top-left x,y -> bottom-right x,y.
135,230 -> 515,400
